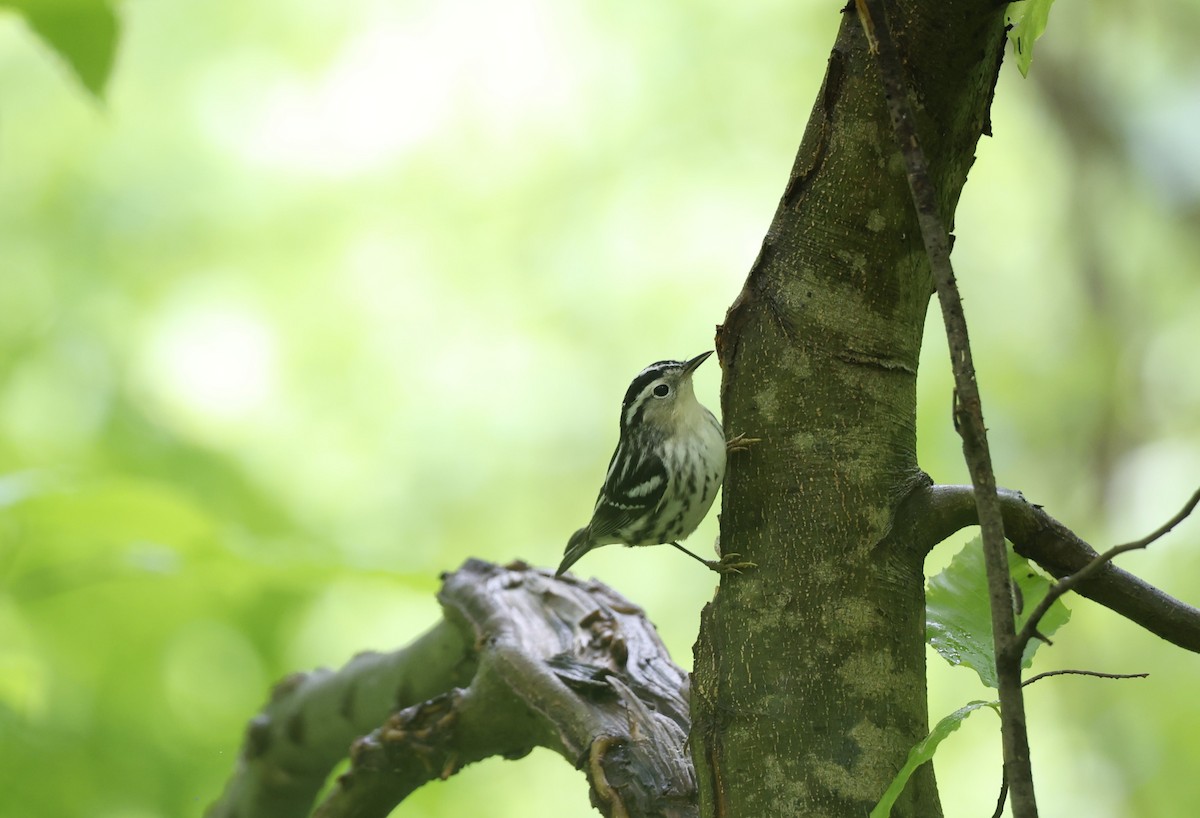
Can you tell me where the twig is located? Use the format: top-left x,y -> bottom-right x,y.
1022,669 -> 1149,687
1017,487 -> 1200,649
853,0 -> 1036,815
987,669 -> 1147,818
983,669 -> 1147,818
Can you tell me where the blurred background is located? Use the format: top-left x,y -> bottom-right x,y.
1,0 -> 1197,815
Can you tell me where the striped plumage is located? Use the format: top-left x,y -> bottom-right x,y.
556,352 -> 728,576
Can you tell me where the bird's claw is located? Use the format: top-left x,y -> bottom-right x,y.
704,553 -> 758,574
726,433 -> 761,454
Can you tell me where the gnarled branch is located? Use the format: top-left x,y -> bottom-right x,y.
205,618 -> 475,818
208,560 -> 695,818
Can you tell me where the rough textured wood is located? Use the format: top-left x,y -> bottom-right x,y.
211,559 -> 697,818
316,560 -> 695,817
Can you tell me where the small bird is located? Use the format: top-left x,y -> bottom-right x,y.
556,351 -> 750,577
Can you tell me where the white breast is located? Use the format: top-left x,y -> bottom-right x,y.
657,409 -> 726,541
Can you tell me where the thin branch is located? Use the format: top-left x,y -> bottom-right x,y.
1022,669 -> 1149,687
991,771 -> 1008,818
1017,487 -> 1200,649
853,0 -> 1036,814
983,669 -> 1146,818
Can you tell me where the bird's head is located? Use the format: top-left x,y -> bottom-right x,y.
619,351 -> 714,432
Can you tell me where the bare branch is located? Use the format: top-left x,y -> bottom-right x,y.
991,772 -> 1008,818
1022,669 -> 1149,687
986,668 -> 1147,818
1017,487 -> 1200,649
901,481 -> 1200,653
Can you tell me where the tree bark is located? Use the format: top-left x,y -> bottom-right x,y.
694,2 -> 1009,815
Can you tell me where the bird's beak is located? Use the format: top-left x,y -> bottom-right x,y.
682,350 -> 714,377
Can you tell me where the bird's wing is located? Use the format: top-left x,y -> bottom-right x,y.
585,440 -> 669,542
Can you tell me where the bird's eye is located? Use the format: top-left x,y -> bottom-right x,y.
653,383 -> 671,398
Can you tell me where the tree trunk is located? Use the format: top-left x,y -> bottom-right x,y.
692,2 -> 1009,816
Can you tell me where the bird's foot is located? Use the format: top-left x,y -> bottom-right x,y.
703,553 -> 758,574
726,433 -> 761,454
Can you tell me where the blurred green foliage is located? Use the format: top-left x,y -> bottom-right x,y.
1,0 -> 1198,816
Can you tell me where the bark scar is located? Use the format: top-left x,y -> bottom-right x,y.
835,347 -> 917,374
783,47 -> 847,210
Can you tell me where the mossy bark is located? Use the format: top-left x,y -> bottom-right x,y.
692,2 -> 1009,816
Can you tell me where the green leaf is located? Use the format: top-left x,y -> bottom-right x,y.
2,0 -> 119,98
926,537 -> 1072,688
1006,0 -> 1056,78
871,700 -> 999,818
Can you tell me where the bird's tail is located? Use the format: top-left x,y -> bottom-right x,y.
556,527 -> 594,577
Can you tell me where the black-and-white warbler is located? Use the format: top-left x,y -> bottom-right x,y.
556,351 -> 752,576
